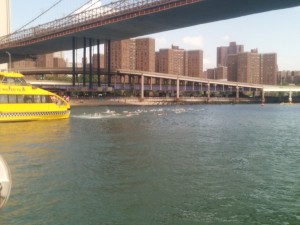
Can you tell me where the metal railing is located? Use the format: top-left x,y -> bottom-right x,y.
0,0 -> 178,47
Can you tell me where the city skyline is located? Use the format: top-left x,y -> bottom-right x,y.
8,1 -> 300,71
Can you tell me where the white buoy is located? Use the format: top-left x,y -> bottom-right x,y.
0,155 -> 12,209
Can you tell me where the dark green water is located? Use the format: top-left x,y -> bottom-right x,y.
1,104 -> 300,225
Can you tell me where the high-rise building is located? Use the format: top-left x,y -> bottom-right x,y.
207,66 -> 227,80
12,58 -> 36,69
156,46 -> 203,78
227,54 -> 238,81
186,50 -> 203,78
156,45 -> 185,75
105,38 -> 153,72
0,0 -> 10,71
217,42 -> 244,66
227,49 -> 277,85
157,49 -> 173,74
171,45 -> 185,76
236,50 -> 260,83
36,54 -> 54,68
106,39 -> 135,70
0,0 -> 10,37
261,53 -> 277,85
92,54 -> 105,69
135,38 -> 155,72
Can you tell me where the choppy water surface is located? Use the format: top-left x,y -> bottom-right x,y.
1,104 -> 300,225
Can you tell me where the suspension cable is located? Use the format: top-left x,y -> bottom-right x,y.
14,0 -> 64,32
67,0 -> 101,16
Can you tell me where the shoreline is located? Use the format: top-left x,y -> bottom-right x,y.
69,97 -> 259,106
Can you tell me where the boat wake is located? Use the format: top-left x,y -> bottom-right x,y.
72,107 -> 205,119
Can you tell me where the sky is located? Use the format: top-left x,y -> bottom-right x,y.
10,0 -> 300,71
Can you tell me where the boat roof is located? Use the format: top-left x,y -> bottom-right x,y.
0,72 -> 24,78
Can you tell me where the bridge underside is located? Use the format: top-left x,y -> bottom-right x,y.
1,0 -> 300,60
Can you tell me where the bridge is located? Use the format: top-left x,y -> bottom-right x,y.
1,0 -> 300,102
1,0 -> 300,57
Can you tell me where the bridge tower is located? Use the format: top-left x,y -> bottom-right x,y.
0,0 -> 10,71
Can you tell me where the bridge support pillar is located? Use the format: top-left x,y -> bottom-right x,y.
140,74 -> 144,101
122,75 -> 126,90
83,37 -> 87,87
261,89 -> 265,105
289,91 -> 293,104
176,78 -> 180,101
207,82 -> 210,103
236,86 -> 239,102
89,38 -> 93,89
72,37 -> 76,86
107,40 -> 111,87
150,77 -> 153,90
97,40 -> 101,87
159,78 -> 162,91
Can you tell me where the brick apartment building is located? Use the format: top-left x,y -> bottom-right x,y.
217,42 -> 244,67
106,38 -> 155,72
207,66 -> 228,80
227,49 -> 277,85
156,45 -> 203,78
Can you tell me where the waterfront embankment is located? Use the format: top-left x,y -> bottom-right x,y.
69,97 -> 258,106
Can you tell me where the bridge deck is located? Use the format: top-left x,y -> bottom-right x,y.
1,0 -> 300,60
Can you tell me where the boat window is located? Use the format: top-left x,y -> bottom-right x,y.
0,77 -> 27,85
8,95 -> 17,103
0,95 -> 8,103
33,95 -> 42,103
24,95 -> 33,103
0,94 -> 67,104
45,96 -> 53,103
2,77 -> 15,84
14,78 -> 27,85
17,95 -> 25,103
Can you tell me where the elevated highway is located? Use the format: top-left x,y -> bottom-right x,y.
1,0 -> 300,59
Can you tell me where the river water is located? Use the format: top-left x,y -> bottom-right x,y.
1,104 -> 300,225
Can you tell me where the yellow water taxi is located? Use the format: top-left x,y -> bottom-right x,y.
0,72 -> 70,122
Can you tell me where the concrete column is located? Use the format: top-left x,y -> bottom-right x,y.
89,38 -> 93,89
123,75 -> 125,89
192,82 -> 195,91
207,82 -> 210,102
236,86 -> 239,99
150,77 -> 153,90
261,89 -> 265,105
159,78 -> 162,91
107,40 -> 111,87
83,37 -> 87,87
97,40 -> 101,87
141,74 -> 144,100
289,91 -> 292,104
72,37 -> 76,86
176,78 -> 180,100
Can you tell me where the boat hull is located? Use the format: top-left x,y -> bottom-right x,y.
0,110 -> 70,122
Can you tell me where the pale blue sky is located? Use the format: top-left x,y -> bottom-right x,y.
10,0 -> 300,71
